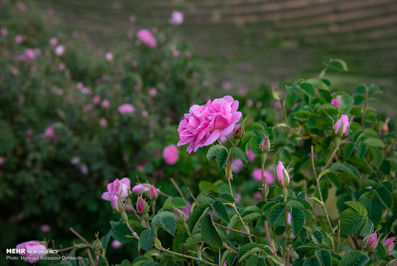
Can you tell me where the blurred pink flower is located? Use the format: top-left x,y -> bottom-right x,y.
101,99 -> 110,109
16,241 -> 46,264
247,149 -> 256,161
99,118 -> 107,127
1,28 -> 7,37
24,48 -> 35,61
0,157 -> 4,166
169,11 -> 184,25
185,51 -> 192,58
222,81 -> 231,90
17,2 -> 27,11
111,240 -> 122,249
105,52 -> 113,61
40,225 -> 51,233
118,103 -> 135,114
137,29 -> 156,48
231,159 -> 243,173
84,103 -> 93,112
43,125 -> 55,139
101,178 -> 130,209
129,15 -> 136,23
15,35 -> 25,44
163,145 -> 179,165
26,129 -> 33,137
49,37 -> 58,47
149,88 -> 157,96
235,193 -> 241,203
252,168 -> 274,184
331,98 -> 338,107
177,96 -> 241,153
334,114 -> 350,136
276,161 -> 290,186
141,110 -> 148,117
253,192 -> 262,199
59,63 -> 65,71
54,45 -> 64,56
92,96 -> 101,104
132,183 -> 151,193
76,82 -> 84,90
131,60 -> 138,67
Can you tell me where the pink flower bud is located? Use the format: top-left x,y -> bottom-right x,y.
231,159 -> 243,173
149,185 -> 159,200
247,149 -> 256,161
169,11 -> 184,25
40,224 -> 51,233
105,52 -> 113,61
234,124 -> 244,138
334,114 -> 350,136
136,197 -> 148,213
16,241 -> 46,264
111,240 -> 122,249
364,233 -> 378,251
261,136 -> 270,153
276,161 -> 290,187
382,237 -> 394,254
54,45 -> 65,56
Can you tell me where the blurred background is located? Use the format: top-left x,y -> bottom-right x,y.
32,0 -> 397,116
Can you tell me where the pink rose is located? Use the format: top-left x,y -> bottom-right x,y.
42,125 -> 55,139
132,183 -> 152,193
276,161 -> 290,186
177,96 -> 242,153
101,99 -> 110,109
24,48 -> 35,61
169,11 -> 184,25
105,52 -> 113,61
99,118 -> 107,127
252,168 -> 274,184
149,88 -> 157,96
331,98 -> 338,107
16,241 -> 46,264
118,103 -> 135,114
137,29 -> 156,48
76,82 -> 84,90
40,225 -> 51,233
111,240 -> 122,249
92,96 -> 101,104
334,114 -> 350,136
54,45 -> 64,56
101,178 -> 130,209
163,145 -> 179,165
231,159 -> 243,173
247,149 -> 256,161
49,37 -> 58,46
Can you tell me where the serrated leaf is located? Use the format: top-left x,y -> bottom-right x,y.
291,207 -> 304,235
201,214 -> 222,248
345,201 -> 368,217
188,204 -> 210,233
315,249 -> 332,266
267,203 -> 285,225
139,229 -> 154,251
359,217 -> 374,237
326,59 -> 348,72
343,143 -> 355,158
340,209 -> 364,235
206,145 -> 229,170
375,185 -> 392,208
364,138 -> 384,148
229,146 -> 247,162
212,201 -> 229,223
340,251 -> 369,266
152,211 -> 177,236
330,163 -> 360,183
170,197 -> 187,208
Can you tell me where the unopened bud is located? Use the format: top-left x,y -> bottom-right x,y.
260,136 -> 271,153
149,185 -> 159,200
136,197 -> 149,214
92,234 -> 102,255
234,124 -> 245,138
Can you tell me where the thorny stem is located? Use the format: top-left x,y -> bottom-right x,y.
227,177 -> 234,198
265,221 -> 277,256
311,146 -> 333,234
122,212 -> 140,240
170,178 -> 188,203
187,188 -> 199,205
322,139 -> 340,172
222,242 -> 237,254
157,246 -> 217,266
214,222 -> 254,237
69,228 -> 92,247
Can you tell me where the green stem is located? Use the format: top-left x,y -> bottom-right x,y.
157,246 -> 217,266
322,138 -> 340,172
261,153 -> 268,202
311,146 -> 333,234
231,203 -> 253,242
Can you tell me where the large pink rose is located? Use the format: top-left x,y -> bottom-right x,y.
101,178 -> 131,209
137,29 -> 156,48
177,96 -> 242,153
16,241 -> 46,264
163,145 -> 179,165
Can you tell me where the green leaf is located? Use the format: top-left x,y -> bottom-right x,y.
340,209 -> 364,235
343,143 -> 355,158
357,143 -> 368,159
152,211 -> 177,236
170,197 -> 187,208
315,249 -> 332,266
360,197 -> 383,225
300,83 -> 315,97
201,214 -> 222,248
267,203 -> 285,225
212,201 -> 229,223
330,163 -> 360,183
291,207 -> 304,235
340,251 -> 369,266
206,145 -> 229,170
364,138 -> 384,148
345,201 -> 368,217
375,185 -> 392,208
139,229 -> 154,251
229,146 -> 247,162
246,256 -> 267,266
326,58 -> 348,72
359,217 -> 374,237
188,204 -> 210,233
111,222 -> 134,244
